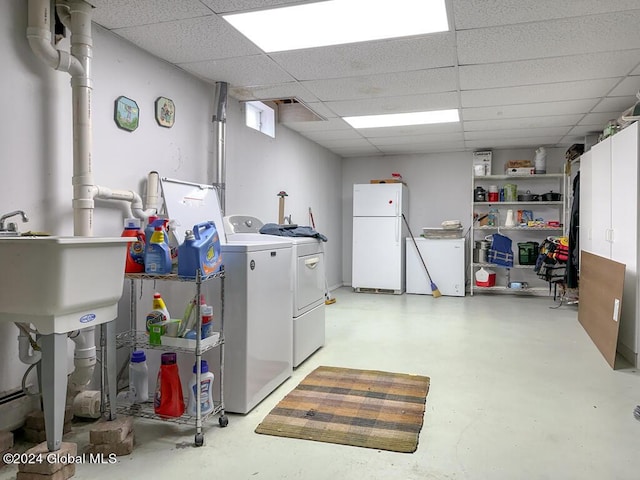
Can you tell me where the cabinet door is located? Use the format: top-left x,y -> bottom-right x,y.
611,123 -> 639,358
590,138 -> 612,258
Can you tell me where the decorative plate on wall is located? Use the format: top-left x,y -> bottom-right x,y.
114,96 -> 139,132
155,96 -> 175,128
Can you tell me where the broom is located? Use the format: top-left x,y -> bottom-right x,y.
309,207 -> 336,305
401,214 -> 441,298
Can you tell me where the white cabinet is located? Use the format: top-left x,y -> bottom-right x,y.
470,174 -> 566,295
580,122 -> 640,367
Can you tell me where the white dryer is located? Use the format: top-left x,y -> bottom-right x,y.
224,216 -> 326,367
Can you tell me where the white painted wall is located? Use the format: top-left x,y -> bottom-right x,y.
0,0 -> 342,395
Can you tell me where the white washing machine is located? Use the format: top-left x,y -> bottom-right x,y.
224,216 -> 326,367
220,239 -> 293,414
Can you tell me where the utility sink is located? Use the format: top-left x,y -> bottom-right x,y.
0,236 -> 129,334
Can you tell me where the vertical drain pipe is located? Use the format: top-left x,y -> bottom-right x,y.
212,82 -> 228,215
66,0 -> 94,236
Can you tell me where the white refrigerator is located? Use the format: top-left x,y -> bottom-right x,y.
352,183 -> 408,293
406,237 -> 466,296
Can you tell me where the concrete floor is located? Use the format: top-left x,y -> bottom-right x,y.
2,288 -> 640,479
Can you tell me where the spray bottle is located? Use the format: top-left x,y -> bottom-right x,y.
145,226 -> 172,274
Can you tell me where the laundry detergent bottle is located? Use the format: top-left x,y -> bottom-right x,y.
177,222 -> 222,278
122,218 -> 145,273
129,350 -> 149,403
154,352 -> 185,418
145,226 -> 172,274
187,360 -> 215,417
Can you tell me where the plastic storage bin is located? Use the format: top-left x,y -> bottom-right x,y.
518,242 -> 539,265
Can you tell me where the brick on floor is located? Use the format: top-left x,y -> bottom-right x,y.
17,441 -> 77,475
89,416 -> 133,445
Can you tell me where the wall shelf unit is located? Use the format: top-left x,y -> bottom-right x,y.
471,173 -> 567,296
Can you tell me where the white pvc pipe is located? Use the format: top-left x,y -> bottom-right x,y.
68,327 -> 96,391
145,171 -> 160,215
17,330 -> 42,365
67,0 -> 94,237
27,0 -> 83,76
92,184 -> 156,220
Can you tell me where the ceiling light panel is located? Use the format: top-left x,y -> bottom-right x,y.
344,109 -> 459,129
223,0 -> 449,52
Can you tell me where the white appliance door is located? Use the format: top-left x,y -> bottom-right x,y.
406,238 -> 465,296
352,216 -> 402,290
353,184 -> 402,217
295,252 -> 325,315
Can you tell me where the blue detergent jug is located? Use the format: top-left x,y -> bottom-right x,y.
178,221 -> 222,278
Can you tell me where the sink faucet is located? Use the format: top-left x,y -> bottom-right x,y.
0,210 -> 29,232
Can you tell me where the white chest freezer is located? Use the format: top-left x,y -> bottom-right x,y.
406,237 -> 466,297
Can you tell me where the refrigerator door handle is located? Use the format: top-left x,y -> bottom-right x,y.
396,215 -> 400,244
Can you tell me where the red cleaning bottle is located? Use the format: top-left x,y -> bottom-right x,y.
122,218 -> 145,273
154,352 -> 185,418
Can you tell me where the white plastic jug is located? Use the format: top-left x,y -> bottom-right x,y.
534,147 -> 547,174
505,209 -> 516,227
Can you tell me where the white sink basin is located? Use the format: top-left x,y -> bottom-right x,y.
0,236 -> 129,334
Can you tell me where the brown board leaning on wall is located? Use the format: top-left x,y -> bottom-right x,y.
578,251 -> 625,368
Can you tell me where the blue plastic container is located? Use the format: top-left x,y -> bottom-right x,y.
145,227 -> 172,274
178,221 -> 222,278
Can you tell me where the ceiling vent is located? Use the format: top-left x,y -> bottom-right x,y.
273,98 -> 326,124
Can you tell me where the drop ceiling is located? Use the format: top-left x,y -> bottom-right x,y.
89,0 -> 640,157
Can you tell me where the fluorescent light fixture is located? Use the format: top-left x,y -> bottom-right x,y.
223,0 -> 449,52
343,109 -> 459,129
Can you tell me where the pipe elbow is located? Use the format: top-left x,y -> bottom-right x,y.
26,30 -> 59,70
17,332 -> 42,365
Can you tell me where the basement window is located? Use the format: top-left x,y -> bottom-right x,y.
245,101 -> 275,138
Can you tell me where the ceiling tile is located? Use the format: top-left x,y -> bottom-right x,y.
567,126 -> 605,137
301,130 -> 365,142
91,0 -> 214,29
300,102 -> 339,119
318,138 -> 376,148
201,0 -> 318,14
609,76 -> 640,96
328,145 -> 382,157
279,117 -> 351,133
180,55 -> 295,87
112,16 -> 260,63
229,82 -> 319,103
578,112 -> 624,126
459,50 -> 640,90
370,132 -> 465,146
377,142 -> 467,155
453,0 -> 640,29
464,115 -> 581,132
591,96 -> 638,113
269,33 -> 456,81
465,137 -> 565,150
461,78 -> 620,108
325,91 -> 459,116
457,11 -> 640,65
464,127 -> 567,141
462,99 -> 598,121
361,122 -> 463,138
301,67 -> 458,101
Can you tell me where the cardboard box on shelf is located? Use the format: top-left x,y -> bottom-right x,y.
473,151 -> 492,176
505,160 -> 532,169
370,179 -> 405,184
505,167 -> 535,176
